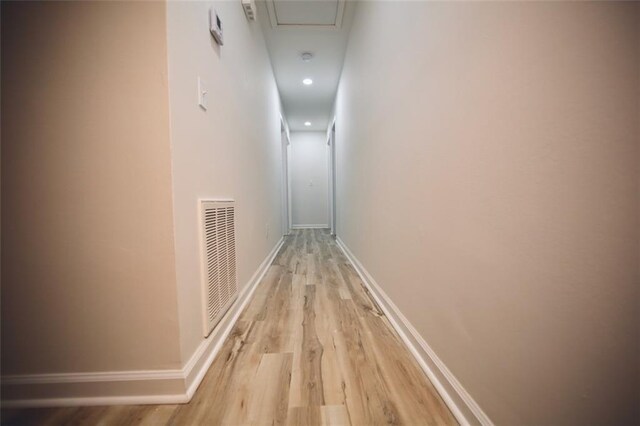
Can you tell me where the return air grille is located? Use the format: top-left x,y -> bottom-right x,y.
200,200 -> 237,337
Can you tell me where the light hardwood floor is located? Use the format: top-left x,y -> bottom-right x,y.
2,229 -> 457,425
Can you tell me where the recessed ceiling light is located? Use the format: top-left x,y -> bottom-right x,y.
304,121 -> 311,126
303,78 -> 313,85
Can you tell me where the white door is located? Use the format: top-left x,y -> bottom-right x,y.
281,122 -> 291,235
329,122 -> 337,236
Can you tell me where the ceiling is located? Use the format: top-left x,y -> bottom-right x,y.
257,0 -> 355,132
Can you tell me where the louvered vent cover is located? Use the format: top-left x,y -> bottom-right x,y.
200,200 -> 237,337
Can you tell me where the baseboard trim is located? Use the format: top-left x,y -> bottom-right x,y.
0,394 -> 190,409
1,370 -> 184,386
291,224 -> 328,229
336,237 -> 493,426
1,237 -> 285,409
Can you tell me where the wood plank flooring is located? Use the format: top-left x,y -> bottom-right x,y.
2,229 -> 457,426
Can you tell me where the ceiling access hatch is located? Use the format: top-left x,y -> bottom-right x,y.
266,0 -> 346,28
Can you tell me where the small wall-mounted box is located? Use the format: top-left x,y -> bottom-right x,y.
241,0 -> 257,21
209,8 -> 223,45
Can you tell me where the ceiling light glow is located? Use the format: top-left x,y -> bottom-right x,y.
304,121 -> 311,126
303,78 -> 313,85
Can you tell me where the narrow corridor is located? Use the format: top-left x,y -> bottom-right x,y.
2,2 -> 638,423
2,229 -> 456,425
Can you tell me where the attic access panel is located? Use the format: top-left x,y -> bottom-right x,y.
267,0 -> 345,28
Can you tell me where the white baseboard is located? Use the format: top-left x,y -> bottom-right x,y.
1,353 -> 188,406
291,224 -> 329,229
336,238 -> 493,426
1,237 -> 285,409
0,394 -> 190,409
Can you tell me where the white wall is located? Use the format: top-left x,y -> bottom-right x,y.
290,132 -> 329,227
166,1 -> 284,364
334,2 -> 639,425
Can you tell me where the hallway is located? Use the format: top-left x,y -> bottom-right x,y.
2,1 -> 639,424
2,230 -> 456,425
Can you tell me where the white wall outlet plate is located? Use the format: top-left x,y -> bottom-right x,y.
198,76 -> 208,110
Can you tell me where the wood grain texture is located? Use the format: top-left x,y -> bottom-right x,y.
1,229 -> 456,426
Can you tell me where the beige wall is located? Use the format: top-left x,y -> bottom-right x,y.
165,1 -> 284,362
290,132 -> 329,227
334,2 -> 639,424
1,0 -> 285,387
1,1 -> 181,375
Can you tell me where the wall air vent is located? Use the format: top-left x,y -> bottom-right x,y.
200,200 -> 238,337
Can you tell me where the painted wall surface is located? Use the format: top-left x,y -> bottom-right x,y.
1,2 -> 182,374
166,1 -> 284,362
290,132 -> 329,227
334,2 -> 639,424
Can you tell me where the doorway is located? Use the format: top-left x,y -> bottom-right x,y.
280,119 -> 291,236
328,120 -> 337,236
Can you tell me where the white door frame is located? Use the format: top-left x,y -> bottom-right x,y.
280,118 -> 292,236
327,118 -> 337,236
